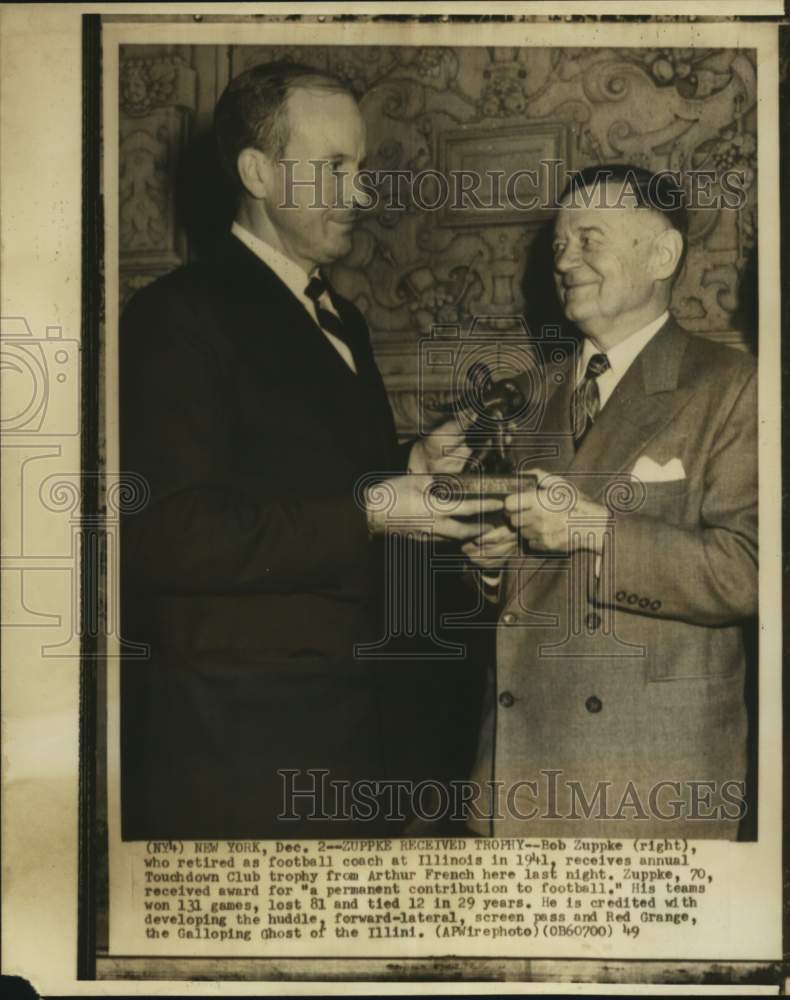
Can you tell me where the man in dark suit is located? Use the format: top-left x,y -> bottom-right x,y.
463,165 -> 758,838
120,62 -> 495,840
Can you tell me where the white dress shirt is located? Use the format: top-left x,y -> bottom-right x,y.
576,310 -> 669,405
231,221 -> 357,373
479,310 -> 670,591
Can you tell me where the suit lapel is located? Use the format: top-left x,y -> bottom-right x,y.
566,319 -> 695,500
509,318 -> 694,602
215,235 -> 364,388
211,235 -> 399,460
330,292 -> 374,381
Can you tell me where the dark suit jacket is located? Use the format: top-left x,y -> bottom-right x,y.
469,318 -> 758,839
120,235 -> 402,839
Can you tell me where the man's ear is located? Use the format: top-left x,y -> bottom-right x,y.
237,147 -> 272,200
652,227 -> 684,282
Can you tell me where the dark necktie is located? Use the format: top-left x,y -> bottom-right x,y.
572,352 -> 610,447
304,273 -> 358,373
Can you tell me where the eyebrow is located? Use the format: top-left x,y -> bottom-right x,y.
552,223 -> 607,244
323,151 -> 366,162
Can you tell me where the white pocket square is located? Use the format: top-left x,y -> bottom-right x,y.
630,455 -> 686,483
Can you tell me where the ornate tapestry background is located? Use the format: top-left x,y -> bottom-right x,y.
118,44 -> 757,435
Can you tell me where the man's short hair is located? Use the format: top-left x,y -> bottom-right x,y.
560,163 -> 690,278
214,61 -> 354,187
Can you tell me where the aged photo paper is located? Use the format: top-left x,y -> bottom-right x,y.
1,3 -> 785,995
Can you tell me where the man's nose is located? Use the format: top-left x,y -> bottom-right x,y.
331,170 -> 369,211
349,170 -> 373,210
553,242 -> 579,274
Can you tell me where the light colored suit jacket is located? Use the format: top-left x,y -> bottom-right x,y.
469,318 -> 757,839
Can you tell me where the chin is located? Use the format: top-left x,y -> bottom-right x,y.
563,294 -> 601,324
563,303 -> 588,323
328,237 -> 353,262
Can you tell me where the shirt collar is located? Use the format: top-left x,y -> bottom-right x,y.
231,221 -> 319,302
579,310 -> 670,382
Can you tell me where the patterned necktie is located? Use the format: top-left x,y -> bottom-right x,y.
571,352 -> 610,447
304,273 -> 358,372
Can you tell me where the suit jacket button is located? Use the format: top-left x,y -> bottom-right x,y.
616,590 -> 626,601
585,695 -> 602,714
651,600 -> 662,610
586,611 -> 601,630
638,597 -> 650,608
501,612 -> 518,625
627,593 -> 639,605
499,691 -> 515,708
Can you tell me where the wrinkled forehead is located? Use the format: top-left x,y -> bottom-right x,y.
554,203 -> 639,233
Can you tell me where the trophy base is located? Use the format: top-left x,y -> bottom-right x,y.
431,472 -> 536,501
429,473 -> 537,531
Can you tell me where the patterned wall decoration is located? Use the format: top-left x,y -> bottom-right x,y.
118,45 -> 197,305
118,44 -> 758,436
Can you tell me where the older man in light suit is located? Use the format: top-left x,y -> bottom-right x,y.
464,164 -> 757,839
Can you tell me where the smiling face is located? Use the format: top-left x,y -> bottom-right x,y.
238,86 -> 367,273
552,182 -> 678,347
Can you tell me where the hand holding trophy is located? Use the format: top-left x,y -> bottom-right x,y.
428,362 -> 531,569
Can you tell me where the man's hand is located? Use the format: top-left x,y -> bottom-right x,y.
408,416 -> 472,475
462,523 -> 519,570
365,474 -> 503,541
504,468 -> 609,554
